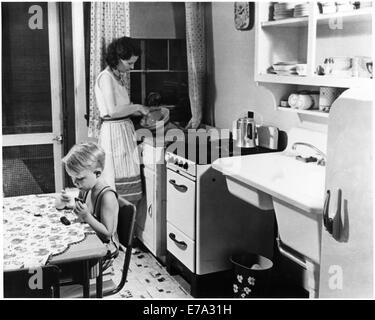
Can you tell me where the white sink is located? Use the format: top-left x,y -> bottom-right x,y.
212,152 -> 326,213
213,128 -> 328,294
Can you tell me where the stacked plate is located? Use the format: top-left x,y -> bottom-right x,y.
320,2 -> 337,14
273,2 -> 294,20
272,62 -> 299,75
294,3 -> 309,17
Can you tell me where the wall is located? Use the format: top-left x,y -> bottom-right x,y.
206,2 -> 328,134
129,2 -> 186,39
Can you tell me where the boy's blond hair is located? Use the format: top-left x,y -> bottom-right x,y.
62,142 -> 105,175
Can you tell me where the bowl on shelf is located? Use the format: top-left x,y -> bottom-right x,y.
288,91 -> 317,110
272,62 -> 298,71
329,56 -> 352,71
288,93 -> 312,110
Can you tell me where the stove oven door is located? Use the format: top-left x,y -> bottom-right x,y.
166,169 -> 196,272
166,169 -> 196,239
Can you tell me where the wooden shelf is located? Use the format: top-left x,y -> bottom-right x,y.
255,73 -> 374,88
277,106 -> 329,118
261,16 -> 308,28
255,2 -> 372,115
317,7 -> 373,25
261,8 -> 373,28
131,70 -> 187,73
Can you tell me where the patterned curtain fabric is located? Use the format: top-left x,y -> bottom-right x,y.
88,2 -> 130,139
185,2 -> 207,129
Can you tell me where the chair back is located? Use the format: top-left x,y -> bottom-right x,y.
117,196 -> 137,247
4,265 -> 60,298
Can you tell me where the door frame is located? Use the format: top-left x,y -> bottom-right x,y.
2,2 -> 64,192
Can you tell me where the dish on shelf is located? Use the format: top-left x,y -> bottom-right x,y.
294,2 -> 309,17
288,93 -> 313,110
336,3 -> 355,12
271,61 -> 301,75
272,64 -> 297,71
274,70 -> 298,76
288,91 -> 320,110
273,2 -> 294,20
274,2 -> 297,10
317,56 -> 353,76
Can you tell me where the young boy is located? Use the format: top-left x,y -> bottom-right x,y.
57,142 -> 119,268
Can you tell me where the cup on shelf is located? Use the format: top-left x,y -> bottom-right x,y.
352,56 -> 372,78
295,64 -> 307,76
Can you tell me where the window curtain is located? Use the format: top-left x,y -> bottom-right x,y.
88,2 -> 130,139
185,2 -> 207,129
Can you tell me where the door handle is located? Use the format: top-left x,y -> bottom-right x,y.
323,189 -> 333,234
168,179 -> 188,193
147,204 -> 152,217
323,189 -> 343,240
332,189 -> 342,240
169,233 -> 187,250
52,135 -> 63,144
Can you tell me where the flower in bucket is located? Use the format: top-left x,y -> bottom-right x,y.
248,276 -> 256,286
244,287 -> 252,295
237,274 -> 243,283
233,284 -> 239,293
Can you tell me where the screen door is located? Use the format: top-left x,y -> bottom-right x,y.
2,2 -> 64,197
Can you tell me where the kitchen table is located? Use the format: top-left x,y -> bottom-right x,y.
3,193 -> 107,298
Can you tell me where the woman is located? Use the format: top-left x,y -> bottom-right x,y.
95,36 -> 148,203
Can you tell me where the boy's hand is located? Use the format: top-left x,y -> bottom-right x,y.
73,201 -> 91,222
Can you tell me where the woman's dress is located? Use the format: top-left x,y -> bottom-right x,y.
95,67 -> 142,203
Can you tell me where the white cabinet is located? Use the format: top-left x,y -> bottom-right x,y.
254,2 -> 373,117
136,167 -> 155,251
135,142 -> 167,262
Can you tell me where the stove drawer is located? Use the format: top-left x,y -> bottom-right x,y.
166,169 -> 196,239
167,222 -> 195,273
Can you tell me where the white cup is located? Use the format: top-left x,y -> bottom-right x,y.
296,64 -> 307,76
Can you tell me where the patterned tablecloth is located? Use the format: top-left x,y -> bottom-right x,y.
3,194 -> 95,271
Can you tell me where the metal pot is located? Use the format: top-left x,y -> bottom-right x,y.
233,112 -> 256,148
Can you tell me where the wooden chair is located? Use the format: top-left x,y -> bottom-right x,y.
4,265 -> 61,298
60,197 -> 137,298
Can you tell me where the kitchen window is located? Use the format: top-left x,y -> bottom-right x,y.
130,39 -> 189,109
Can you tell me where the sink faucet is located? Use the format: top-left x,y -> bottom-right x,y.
292,142 -> 327,166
